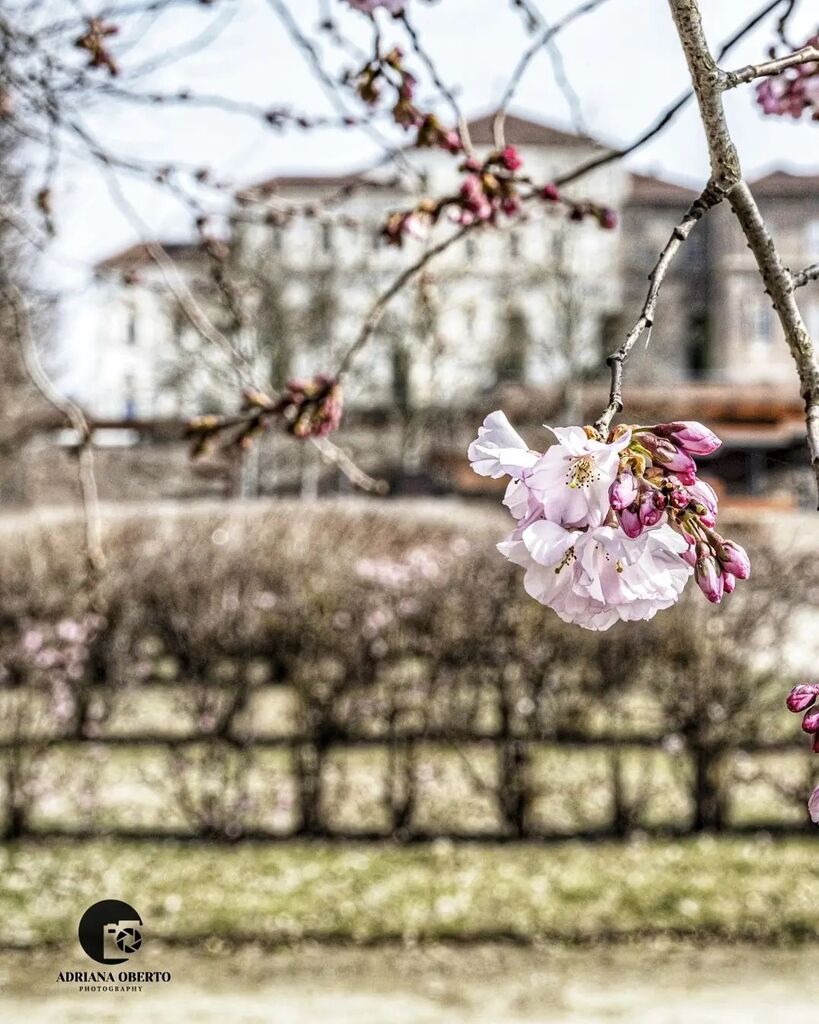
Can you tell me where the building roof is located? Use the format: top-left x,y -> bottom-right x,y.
464,112 -> 602,149
749,170 -> 819,197
95,241 -> 205,273
243,113 -> 604,197
626,171 -> 699,206
239,170 -> 378,199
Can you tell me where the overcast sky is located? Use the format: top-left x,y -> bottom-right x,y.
42,0 -> 819,387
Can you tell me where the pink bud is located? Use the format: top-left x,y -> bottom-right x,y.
787,684 -> 819,713
670,487 -> 690,509
716,539 -> 750,580
639,433 -> 697,476
501,196 -> 521,216
722,571 -> 736,594
655,421 -> 722,456
638,489 -> 663,527
803,708 -> 819,734
542,183 -> 560,202
599,207 -> 618,230
609,471 -> 638,511
675,468 -> 698,487
618,506 -> 643,539
680,545 -> 698,568
500,145 -> 523,172
695,552 -> 723,603
688,478 -> 718,517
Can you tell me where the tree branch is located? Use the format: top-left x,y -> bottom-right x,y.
667,0 -> 819,502
722,44 -> 819,89
793,262 -> 819,289
594,186 -> 720,435
1,278 -> 105,574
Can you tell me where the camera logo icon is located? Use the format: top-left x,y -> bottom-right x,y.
103,919 -> 143,959
78,900 -> 145,964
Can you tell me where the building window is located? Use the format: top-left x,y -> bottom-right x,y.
687,312 -> 709,378
509,231 -> 520,258
126,311 -> 137,347
494,304 -> 529,383
320,223 -> 333,253
806,219 -> 819,257
743,297 -> 773,344
123,374 -> 136,420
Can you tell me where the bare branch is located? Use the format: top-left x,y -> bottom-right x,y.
334,226 -> 471,379
554,0 -> 789,190
667,0 -> 819,502
595,186 -> 720,436
494,0 -> 610,148
1,279 -> 104,575
723,44 -> 819,89
793,263 -> 819,289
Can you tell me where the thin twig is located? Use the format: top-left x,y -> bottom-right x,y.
594,185 -> 721,435
722,45 -> 819,89
494,0 -> 610,148
553,0 -> 790,190
1,278 -> 105,574
334,226 -> 471,378
793,263 -> 819,289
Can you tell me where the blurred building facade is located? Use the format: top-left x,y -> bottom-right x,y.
82,113 -> 817,505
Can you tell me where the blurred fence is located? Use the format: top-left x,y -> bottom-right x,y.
0,499 -> 816,841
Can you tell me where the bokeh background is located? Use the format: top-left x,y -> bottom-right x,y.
2,1 -> 819,1021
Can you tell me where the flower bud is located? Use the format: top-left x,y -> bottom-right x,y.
638,432 -> 697,476
500,145 -> 523,172
802,708 -> 819,734
787,684 -> 819,713
618,506 -> 643,539
654,421 -> 722,456
716,539 -> 750,580
669,487 -> 691,510
542,183 -> 560,202
687,479 -> 718,517
680,545 -> 698,568
695,551 -> 723,603
609,471 -> 638,511
722,571 -> 736,594
638,489 -> 664,527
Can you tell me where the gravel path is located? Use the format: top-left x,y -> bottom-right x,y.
1,942 -> 817,1023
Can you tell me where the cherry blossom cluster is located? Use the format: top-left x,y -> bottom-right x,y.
468,412 -> 750,630
350,46 -> 461,154
785,683 -> 819,823
382,148 -> 618,246
188,374 -> 343,456
609,422 -> 750,603
756,34 -> 819,120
